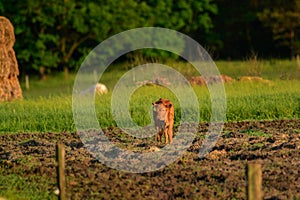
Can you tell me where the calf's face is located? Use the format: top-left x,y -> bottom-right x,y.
153,103 -> 168,121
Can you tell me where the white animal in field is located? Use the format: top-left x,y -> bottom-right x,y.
94,83 -> 108,94
80,83 -> 108,95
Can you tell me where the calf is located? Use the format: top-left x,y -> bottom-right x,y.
152,98 -> 174,144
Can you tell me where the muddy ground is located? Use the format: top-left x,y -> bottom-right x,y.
1,119 -> 300,200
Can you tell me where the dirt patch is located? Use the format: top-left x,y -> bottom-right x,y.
1,119 -> 300,199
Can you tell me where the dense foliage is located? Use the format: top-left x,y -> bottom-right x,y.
0,0 -> 299,75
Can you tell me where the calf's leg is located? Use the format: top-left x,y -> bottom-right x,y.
164,128 -> 169,144
168,125 -> 173,144
157,130 -> 163,142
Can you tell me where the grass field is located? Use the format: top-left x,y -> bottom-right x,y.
0,60 -> 299,133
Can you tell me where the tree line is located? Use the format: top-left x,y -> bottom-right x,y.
1,0 -> 299,75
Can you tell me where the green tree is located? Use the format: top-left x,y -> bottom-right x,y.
258,0 -> 300,59
210,0 -> 266,59
0,0 -> 217,75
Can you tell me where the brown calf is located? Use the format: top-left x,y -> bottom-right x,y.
152,98 -> 174,144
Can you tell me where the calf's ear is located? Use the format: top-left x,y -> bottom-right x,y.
167,103 -> 173,108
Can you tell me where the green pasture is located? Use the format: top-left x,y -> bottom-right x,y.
0,169 -> 56,200
0,60 -> 300,134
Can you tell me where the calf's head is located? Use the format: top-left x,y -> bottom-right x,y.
152,98 -> 173,123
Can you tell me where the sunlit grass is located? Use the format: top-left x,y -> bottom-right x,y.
0,96 -> 73,133
0,168 -> 56,200
1,79 -> 299,134
1,60 -> 299,133
215,59 -> 300,80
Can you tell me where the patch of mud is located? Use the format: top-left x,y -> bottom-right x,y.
0,119 -> 300,199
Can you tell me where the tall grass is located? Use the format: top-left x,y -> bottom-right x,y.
0,60 -> 299,134
165,59 -> 300,80
1,80 -> 299,134
215,59 -> 300,80
0,96 -> 73,133
225,80 -> 300,121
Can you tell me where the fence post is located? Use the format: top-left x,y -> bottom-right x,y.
93,69 -> 97,83
246,163 -> 262,200
25,75 -> 29,90
56,141 -> 66,200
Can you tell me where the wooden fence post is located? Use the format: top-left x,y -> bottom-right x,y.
25,75 -> 29,90
93,69 -> 97,83
246,163 -> 262,200
56,141 -> 66,200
